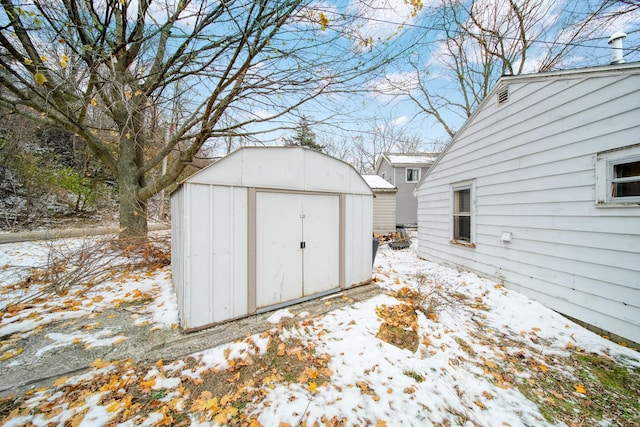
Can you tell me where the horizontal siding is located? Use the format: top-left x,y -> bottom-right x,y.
373,193 -> 396,234
418,68 -> 640,343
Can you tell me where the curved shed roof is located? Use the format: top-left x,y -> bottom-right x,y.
182,146 -> 372,195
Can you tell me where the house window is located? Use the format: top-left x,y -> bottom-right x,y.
406,168 -> 420,183
612,160 -> 640,198
451,181 -> 475,245
596,144 -> 640,206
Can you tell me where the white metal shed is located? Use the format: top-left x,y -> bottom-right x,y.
171,146 -> 374,331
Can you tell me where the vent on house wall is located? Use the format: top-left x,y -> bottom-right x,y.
497,86 -> 509,105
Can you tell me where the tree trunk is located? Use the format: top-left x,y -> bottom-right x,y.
118,177 -> 148,241
117,131 -> 148,242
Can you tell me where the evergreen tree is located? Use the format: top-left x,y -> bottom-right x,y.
284,117 -> 325,152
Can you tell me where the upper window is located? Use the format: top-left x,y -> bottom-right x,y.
596,145 -> 640,206
451,181 -> 475,245
406,168 -> 420,183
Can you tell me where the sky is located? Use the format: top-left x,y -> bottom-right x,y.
2,0 -> 639,167
232,0 -> 640,160
1,232 -> 639,426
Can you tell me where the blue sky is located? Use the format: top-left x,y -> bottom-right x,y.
226,0 -> 640,163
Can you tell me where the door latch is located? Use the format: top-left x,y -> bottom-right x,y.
300,241 -> 306,249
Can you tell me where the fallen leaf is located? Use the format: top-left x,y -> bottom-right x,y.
484,360 -> 498,369
482,390 -> 494,400
45,406 -> 65,420
140,377 -> 156,389
474,400 -> 486,409
106,401 -> 121,413
92,358 -> 109,369
0,347 -> 23,361
53,376 -> 69,386
574,384 -> 587,394
191,391 -> 219,413
68,408 -> 88,427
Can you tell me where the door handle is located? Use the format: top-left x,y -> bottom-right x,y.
300,241 -> 306,249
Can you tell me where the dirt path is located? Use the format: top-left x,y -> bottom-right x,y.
0,223 -> 170,244
0,282 -> 382,398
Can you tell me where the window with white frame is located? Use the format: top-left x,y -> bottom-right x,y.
595,144 -> 640,206
406,168 -> 420,183
452,182 -> 474,243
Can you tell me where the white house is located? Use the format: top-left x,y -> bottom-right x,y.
417,63 -> 640,344
172,146 -> 373,331
362,174 -> 397,235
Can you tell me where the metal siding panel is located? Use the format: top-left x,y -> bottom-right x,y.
302,194 -> 340,295
187,147 -> 371,195
232,187 -> 248,317
255,192 -> 304,307
178,185 -> 249,328
187,184 -> 214,328
344,194 -> 373,286
304,154 -> 351,193
208,186 -> 248,322
212,186 -> 233,322
170,186 -> 185,326
244,150 -> 306,190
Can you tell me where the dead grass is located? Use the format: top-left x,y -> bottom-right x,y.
1,234 -> 170,311
514,351 -> 640,426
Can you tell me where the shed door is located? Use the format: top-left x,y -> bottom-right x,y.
256,192 -> 339,308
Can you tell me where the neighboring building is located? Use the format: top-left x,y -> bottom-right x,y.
375,153 -> 438,227
172,146 -> 373,331
417,63 -> 640,344
362,174 -> 397,234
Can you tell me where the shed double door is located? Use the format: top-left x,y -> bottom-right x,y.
256,191 -> 339,308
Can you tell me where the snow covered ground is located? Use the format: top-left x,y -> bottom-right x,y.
1,232 -> 638,426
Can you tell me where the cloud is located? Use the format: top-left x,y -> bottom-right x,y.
249,110 -> 272,120
369,71 -> 419,98
392,115 -> 410,127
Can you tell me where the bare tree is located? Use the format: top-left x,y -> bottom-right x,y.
350,118 -> 429,173
0,0 -> 410,239
381,0 -> 639,139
